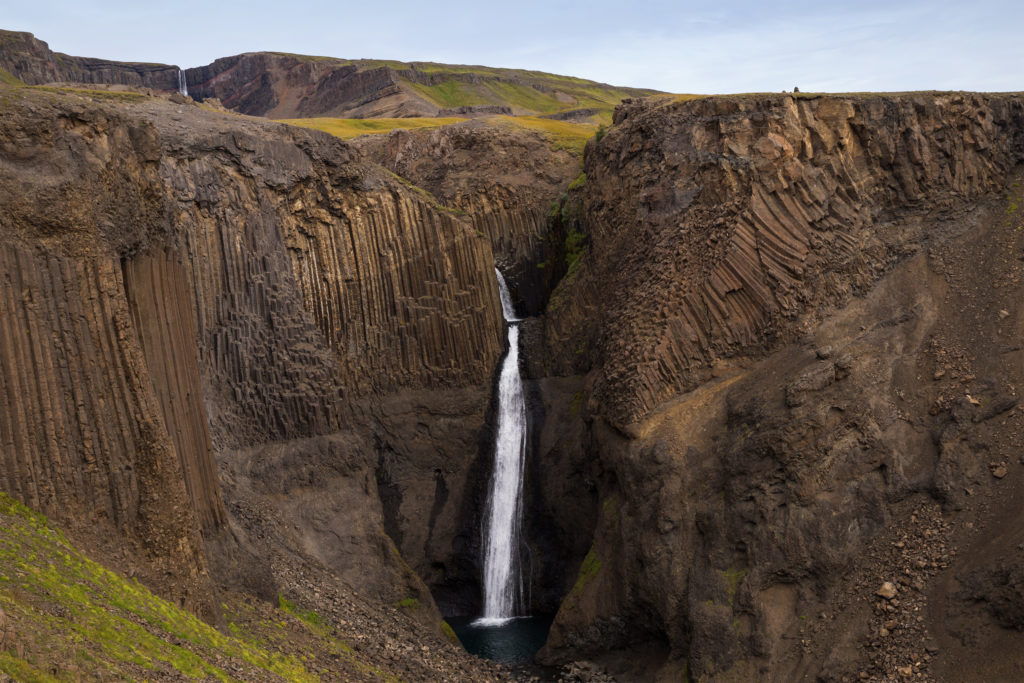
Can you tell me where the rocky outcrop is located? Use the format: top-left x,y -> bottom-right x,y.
0,30 -> 179,89
0,82 -> 506,654
536,93 -> 1024,680
545,93 -> 1024,431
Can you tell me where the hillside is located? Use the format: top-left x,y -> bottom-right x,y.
0,30 -> 179,90
0,30 -> 657,122
0,492 -> 504,681
185,52 -> 657,121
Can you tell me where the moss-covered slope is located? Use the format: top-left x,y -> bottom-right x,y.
0,493 -> 393,682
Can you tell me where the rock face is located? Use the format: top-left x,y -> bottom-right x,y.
183,52 -> 655,119
0,30 -> 179,89
353,119 -> 582,314
0,82 -> 505,654
545,93 -> 1024,430
535,93 -> 1024,680
0,31 -> 656,120
9,38 -> 1024,681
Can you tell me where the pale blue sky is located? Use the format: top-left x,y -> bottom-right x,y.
4,0 -> 1021,93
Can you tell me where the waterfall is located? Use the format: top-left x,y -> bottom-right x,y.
475,268 -> 527,626
178,69 -> 188,97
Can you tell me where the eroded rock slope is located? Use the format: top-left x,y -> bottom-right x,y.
535,93 -> 1024,681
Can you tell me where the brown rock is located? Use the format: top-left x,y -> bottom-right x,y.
877,582 -> 899,600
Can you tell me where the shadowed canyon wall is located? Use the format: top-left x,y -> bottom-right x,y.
535,93 -> 1024,680
0,87 -> 505,627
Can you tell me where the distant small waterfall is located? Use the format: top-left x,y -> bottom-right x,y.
476,268 -> 527,626
178,69 -> 188,97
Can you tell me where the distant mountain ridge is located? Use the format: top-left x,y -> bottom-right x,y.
0,29 -> 659,120
0,29 -> 180,90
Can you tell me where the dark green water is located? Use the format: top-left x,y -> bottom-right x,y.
447,615 -> 554,664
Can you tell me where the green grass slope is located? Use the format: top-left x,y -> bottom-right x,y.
0,493 -> 392,682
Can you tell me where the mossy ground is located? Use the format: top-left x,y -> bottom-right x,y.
278,113 -> 596,158
564,546 -> 602,608
495,116 -> 596,155
0,493 -> 391,682
277,116 -> 467,140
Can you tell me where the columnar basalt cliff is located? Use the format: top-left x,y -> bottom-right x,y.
7,30 -> 1024,682
536,93 -> 1024,681
353,119 -> 583,313
0,82 -> 510,678
545,93 -> 1024,430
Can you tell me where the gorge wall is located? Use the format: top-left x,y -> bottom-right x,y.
0,82 -> 508,650
533,93 -> 1024,681
353,119 -> 582,314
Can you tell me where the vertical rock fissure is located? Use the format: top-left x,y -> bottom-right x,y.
476,268 -> 528,625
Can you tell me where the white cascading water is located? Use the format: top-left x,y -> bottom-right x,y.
178,69 -> 188,97
475,268 -> 527,626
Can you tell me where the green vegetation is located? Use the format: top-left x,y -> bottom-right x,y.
569,391 -> 584,418
405,79 -> 492,108
717,567 -> 748,607
0,69 -> 24,87
568,172 -> 587,191
279,112 -> 597,159
440,620 -> 460,646
278,595 -> 325,629
278,115 -> 466,139
496,115 -> 596,155
393,64 -> 655,119
566,546 -> 602,605
1005,180 -> 1023,230
564,227 -> 587,278
32,85 -> 149,102
395,597 -> 420,611
0,492 -> 392,682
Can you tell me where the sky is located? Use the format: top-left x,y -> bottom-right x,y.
4,0 -> 1022,93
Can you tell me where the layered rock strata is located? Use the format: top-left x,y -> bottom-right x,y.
0,30 -> 180,89
183,52 -> 654,119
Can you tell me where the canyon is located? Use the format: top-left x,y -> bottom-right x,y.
1,30 -> 1024,683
